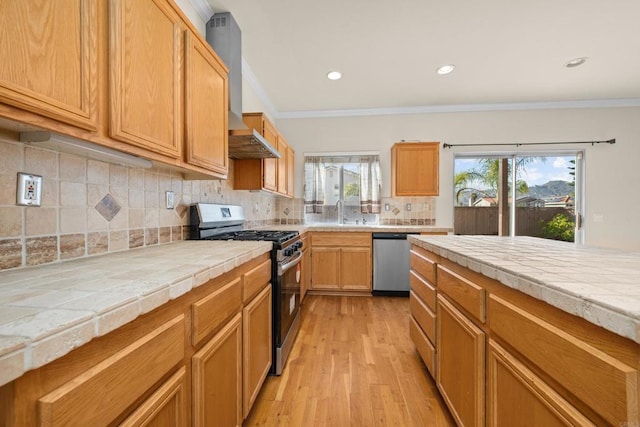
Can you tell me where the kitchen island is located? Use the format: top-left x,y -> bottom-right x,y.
408,235 -> 639,427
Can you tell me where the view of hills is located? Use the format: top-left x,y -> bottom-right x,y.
526,180 -> 574,199
456,180 -> 573,205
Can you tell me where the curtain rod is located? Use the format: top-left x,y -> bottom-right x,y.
443,139 -> 615,149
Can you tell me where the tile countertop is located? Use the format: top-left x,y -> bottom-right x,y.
258,224 -> 453,234
0,240 -> 272,387
408,235 -> 640,345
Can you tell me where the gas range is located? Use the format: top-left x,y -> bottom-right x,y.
202,229 -> 299,246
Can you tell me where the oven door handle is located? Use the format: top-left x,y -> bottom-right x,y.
279,251 -> 303,275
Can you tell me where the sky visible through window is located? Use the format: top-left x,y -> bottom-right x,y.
455,156 -> 575,187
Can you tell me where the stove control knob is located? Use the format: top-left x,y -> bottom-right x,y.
284,248 -> 293,257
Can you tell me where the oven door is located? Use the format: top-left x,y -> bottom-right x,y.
277,251 -> 302,346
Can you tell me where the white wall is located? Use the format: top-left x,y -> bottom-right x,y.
277,107 -> 640,250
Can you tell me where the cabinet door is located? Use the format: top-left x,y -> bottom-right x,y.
192,313 -> 242,427
340,247 -> 372,291
38,316 -> 185,426
110,0 -> 182,158
120,366 -> 187,427
310,247 -> 340,290
262,118 -> 278,191
277,135 -> 288,195
243,285 -> 272,418
287,145 -> 295,197
392,142 -> 439,196
487,340 -> 595,427
437,294 -> 485,427
0,0 -> 98,130
301,248 -> 310,302
184,30 -> 228,176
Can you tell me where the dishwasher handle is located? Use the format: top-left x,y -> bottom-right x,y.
372,232 -> 419,240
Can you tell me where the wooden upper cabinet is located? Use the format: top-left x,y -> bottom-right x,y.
109,0 -> 183,158
261,118 -> 278,192
287,145 -> 295,197
184,29 -> 228,177
277,135 -> 288,195
233,113 -> 281,193
391,142 -> 440,196
0,0 -> 98,130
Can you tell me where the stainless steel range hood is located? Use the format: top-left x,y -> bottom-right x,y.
206,12 -> 280,160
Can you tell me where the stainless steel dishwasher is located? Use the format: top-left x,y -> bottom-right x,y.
372,232 -> 417,296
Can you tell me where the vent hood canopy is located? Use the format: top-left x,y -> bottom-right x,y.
228,128 -> 280,159
206,12 -> 280,159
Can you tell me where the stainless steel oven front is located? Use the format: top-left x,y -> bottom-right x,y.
273,246 -> 302,375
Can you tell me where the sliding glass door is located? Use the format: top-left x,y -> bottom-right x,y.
454,151 -> 584,243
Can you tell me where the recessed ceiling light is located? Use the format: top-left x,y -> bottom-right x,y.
565,57 -> 588,68
436,64 -> 455,75
327,71 -> 342,80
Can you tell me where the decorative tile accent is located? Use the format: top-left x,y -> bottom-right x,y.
26,236 -> 58,266
87,232 -> 108,255
176,202 -> 188,219
60,234 -> 86,260
95,193 -> 121,222
171,226 -> 183,242
159,227 -> 171,244
145,228 -> 158,246
129,229 -> 144,248
0,239 -> 23,269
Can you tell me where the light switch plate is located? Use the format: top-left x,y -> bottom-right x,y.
17,173 -> 42,206
165,191 -> 175,209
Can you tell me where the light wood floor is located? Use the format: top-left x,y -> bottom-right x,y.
244,295 -> 455,426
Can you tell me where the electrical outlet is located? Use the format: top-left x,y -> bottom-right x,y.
17,173 -> 42,206
165,191 -> 175,209
406,203 -> 412,211
384,203 -> 390,211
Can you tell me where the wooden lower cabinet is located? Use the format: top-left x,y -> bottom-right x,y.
243,285 -> 272,418
487,340 -> 594,427
192,313 -> 243,427
37,315 -> 186,426
310,232 -> 372,292
0,253 -> 272,427
411,244 -> 640,427
300,234 -> 310,302
436,294 -> 485,427
121,366 -> 188,427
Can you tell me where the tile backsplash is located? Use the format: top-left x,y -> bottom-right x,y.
277,196 -> 436,226
0,137 -> 279,271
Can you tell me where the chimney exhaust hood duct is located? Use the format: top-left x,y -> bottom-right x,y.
206,12 -> 280,160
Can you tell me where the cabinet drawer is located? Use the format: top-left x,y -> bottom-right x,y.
192,278 -> 242,346
410,247 -> 436,284
410,317 -> 436,377
311,232 -> 371,247
243,259 -> 271,303
437,265 -> 486,323
410,270 -> 436,312
38,315 -> 185,426
410,291 -> 436,343
489,294 -> 639,426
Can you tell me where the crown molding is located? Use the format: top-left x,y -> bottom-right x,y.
188,0 -> 214,22
276,98 -> 640,120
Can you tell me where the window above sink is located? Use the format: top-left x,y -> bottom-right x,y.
303,152 -> 381,225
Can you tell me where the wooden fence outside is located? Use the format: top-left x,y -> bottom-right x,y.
454,207 -> 573,236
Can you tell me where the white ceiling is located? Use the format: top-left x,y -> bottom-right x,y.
198,0 -> 640,118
